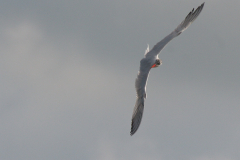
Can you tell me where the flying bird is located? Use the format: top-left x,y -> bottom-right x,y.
130,3 -> 205,136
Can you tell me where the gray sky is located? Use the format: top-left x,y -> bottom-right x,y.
1,0 -> 240,160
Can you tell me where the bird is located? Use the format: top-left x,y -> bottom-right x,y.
130,3 -> 205,136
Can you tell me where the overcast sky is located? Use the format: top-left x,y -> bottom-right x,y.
1,0 -> 240,160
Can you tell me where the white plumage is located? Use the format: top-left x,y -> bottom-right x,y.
131,3 -> 205,135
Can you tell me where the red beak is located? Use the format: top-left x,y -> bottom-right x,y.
151,64 -> 156,68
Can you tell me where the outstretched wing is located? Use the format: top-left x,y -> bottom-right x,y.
145,2 -> 204,58
131,58 -> 152,135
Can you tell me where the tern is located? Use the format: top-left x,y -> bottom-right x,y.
131,3 -> 205,135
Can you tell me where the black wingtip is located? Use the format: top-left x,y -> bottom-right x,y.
130,131 -> 134,136
130,121 -> 136,136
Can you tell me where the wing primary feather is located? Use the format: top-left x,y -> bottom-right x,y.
191,3 -> 204,22
189,6 -> 202,22
131,97 -> 144,135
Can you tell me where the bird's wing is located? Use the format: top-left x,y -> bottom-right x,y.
131,58 -> 152,135
145,2 -> 204,58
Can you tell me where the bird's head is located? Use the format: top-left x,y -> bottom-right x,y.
151,59 -> 162,68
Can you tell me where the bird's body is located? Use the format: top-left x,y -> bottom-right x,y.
131,3 -> 205,135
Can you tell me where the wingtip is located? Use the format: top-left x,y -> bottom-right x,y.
130,129 -> 135,136
130,130 -> 137,136
130,122 -> 137,136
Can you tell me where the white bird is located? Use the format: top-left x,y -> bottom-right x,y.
131,3 -> 205,135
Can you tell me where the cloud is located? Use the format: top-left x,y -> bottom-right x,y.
1,1 -> 240,160
193,155 -> 234,160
